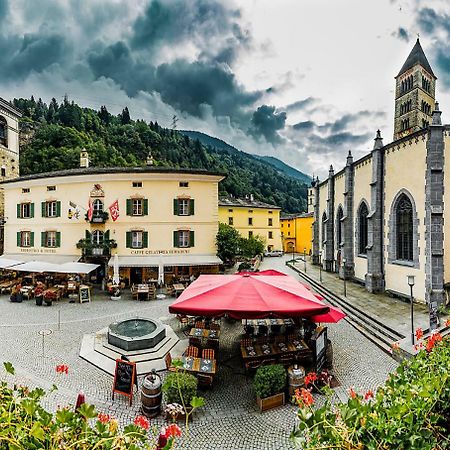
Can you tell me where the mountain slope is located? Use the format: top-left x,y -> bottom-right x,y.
14,97 -> 308,213
255,155 -> 311,184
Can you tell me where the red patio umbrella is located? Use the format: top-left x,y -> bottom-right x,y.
169,273 -> 343,320
310,305 -> 346,323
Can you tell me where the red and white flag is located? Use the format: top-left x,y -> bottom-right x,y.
109,199 -> 120,222
87,198 -> 93,222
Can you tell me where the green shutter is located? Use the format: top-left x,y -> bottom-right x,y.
30,203 -> 35,218
189,199 -> 195,216
104,230 -> 110,241
126,231 -> 132,248
17,204 -> 20,218
126,199 -> 132,216
190,231 -> 195,247
173,199 -> 179,215
143,231 -> 148,248
85,230 -> 91,240
30,232 -> 34,247
41,232 -> 45,247
17,232 -> 21,247
41,202 -> 46,218
56,232 -> 61,248
143,198 -> 148,215
56,201 -> 61,217
173,231 -> 179,248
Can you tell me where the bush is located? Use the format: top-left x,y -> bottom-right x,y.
253,364 -> 286,399
291,333 -> 450,449
162,371 -> 198,406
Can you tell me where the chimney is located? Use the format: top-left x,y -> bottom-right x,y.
80,149 -> 90,168
146,151 -> 154,166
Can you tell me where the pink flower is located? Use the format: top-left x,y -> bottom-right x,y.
134,415 -> 150,430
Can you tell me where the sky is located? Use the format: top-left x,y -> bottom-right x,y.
1,0 -> 449,178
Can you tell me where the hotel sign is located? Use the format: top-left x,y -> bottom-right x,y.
130,249 -> 190,255
20,248 -> 57,254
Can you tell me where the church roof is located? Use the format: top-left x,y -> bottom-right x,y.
397,38 -> 435,78
0,97 -> 22,117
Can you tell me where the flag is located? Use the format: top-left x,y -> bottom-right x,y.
68,201 -> 80,220
109,199 -> 120,222
87,198 -> 93,222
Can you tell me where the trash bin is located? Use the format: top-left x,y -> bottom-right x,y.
141,370 -> 162,418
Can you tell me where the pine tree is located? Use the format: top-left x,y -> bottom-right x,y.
120,107 -> 131,125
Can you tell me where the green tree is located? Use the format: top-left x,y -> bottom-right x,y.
120,106 -> 131,125
240,235 -> 265,259
216,223 -> 241,263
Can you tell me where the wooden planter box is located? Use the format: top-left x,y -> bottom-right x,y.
256,392 -> 285,412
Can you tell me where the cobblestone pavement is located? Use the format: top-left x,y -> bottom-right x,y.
0,263 -> 398,449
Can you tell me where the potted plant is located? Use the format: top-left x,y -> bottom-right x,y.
162,372 -> 198,419
35,284 -> 44,306
254,364 -> 287,412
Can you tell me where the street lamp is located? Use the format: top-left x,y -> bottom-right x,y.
407,275 -> 415,345
342,258 -> 347,297
303,247 -> 307,272
319,250 -> 322,283
290,243 -> 295,264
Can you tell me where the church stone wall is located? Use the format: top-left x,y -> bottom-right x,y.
443,132 -> 450,284
352,157 -> 372,282
333,171 -> 345,270
318,182 -> 328,254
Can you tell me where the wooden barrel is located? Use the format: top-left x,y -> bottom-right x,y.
141,371 -> 162,418
288,365 -> 305,398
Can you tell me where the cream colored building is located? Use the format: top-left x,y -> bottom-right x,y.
310,39 -> 447,322
1,166 -> 224,284
218,197 -> 282,251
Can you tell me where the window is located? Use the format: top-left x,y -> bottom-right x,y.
45,231 -> 57,248
133,199 -> 143,216
127,198 -> 148,216
19,231 -> 32,247
47,186 -> 56,191
0,116 -> 7,147
249,231 -> 253,238
18,202 -> 33,219
46,201 -> 57,218
358,202 -> 369,254
179,182 -> 189,187
268,211 -> 273,214
22,188 -> 29,193
132,231 -> 143,248
287,223 -> 290,228
174,198 -> 194,216
132,181 -> 142,188
422,119 -> 429,129
268,218 -> 273,226
321,212 -> 327,244
93,199 -> 104,213
336,206 -> 343,248
268,231 -> 273,239
1,167 -> 6,177
248,210 -> 253,213
228,217 -> 233,225
396,194 -> 413,261
248,217 -> 253,226
287,231 -> 290,236
91,230 -> 104,245
178,230 -> 190,248
228,209 -> 233,213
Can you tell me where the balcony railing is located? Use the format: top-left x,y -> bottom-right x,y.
76,238 -> 117,257
85,211 -> 109,224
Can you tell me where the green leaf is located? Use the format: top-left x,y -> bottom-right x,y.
3,362 -> 15,375
190,396 -> 205,409
171,359 -> 183,368
30,422 -> 45,441
77,403 -> 97,419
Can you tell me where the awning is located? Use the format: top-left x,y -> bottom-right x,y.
107,254 -> 222,268
13,261 -> 60,273
2,254 -> 79,264
0,256 -> 25,269
57,262 -> 99,274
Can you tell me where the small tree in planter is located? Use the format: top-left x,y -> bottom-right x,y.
254,364 -> 287,411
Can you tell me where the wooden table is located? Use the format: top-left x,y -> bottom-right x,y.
173,283 -> 185,296
20,286 -> 34,300
0,280 -> 17,294
180,356 -> 217,375
241,339 -> 310,360
189,328 -> 221,339
243,318 -> 295,327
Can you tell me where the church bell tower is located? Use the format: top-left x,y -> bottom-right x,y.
393,38 -> 436,140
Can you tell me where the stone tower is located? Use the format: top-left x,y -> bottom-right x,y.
0,97 -> 21,253
393,38 -> 436,140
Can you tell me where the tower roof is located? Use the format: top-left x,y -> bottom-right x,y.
397,38 -> 435,78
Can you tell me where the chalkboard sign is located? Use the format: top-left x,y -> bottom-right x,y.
310,326 -> 327,373
429,301 -> 440,331
112,359 -> 136,406
79,285 -> 90,303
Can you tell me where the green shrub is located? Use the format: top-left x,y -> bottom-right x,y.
253,364 -> 286,399
291,333 -> 450,449
162,371 -> 198,406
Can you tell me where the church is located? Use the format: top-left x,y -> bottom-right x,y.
309,39 -> 449,309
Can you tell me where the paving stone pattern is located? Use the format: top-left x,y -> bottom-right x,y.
0,261 -> 398,449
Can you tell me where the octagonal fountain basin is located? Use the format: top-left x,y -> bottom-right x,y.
108,318 -> 166,351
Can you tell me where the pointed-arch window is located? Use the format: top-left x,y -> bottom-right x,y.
358,202 -> 369,254
321,212 -> 327,244
336,207 -> 343,248
396,194 -> 413,261
0,116 -> 7,147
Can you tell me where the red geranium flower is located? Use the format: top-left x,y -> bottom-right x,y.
364,390 -> 374,401
98,413 -> 111,424
348,387 -> 357,399
415,327 -> 423,341
297,388 -> 314,406
304,371 -> 318,386
166,423 -> 182,438
134,415 -> 150,430
56,364 -> 69,374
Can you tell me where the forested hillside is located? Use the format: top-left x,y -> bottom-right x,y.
14,97 -> 308,212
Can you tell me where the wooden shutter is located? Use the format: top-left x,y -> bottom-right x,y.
173,231 -> 179,248
173,199 -> 179,215
143,231 -> 148,248
17,204 -> 20,218
143,199 -> 148,216
41,202 -> 46,218
17,232 -> 21,247
126,231 -> 132,248
41,232 -> 45,247
126,199 -> 132,215
30,203 -> 35,218
85,230 -> 91,240
30,232 -> 34,247
190,231 -> 195,247
105,230 -> 110,241
56,232 -> 61,248
189,199 -> 195,216
56,201 -> 61,217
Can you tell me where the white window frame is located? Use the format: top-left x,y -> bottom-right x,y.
46,201 -> 57,218
132,231 -> 143,249
91,230 -> 104,245
178,230 -> 190,248
93,199 -> 104,213
132,199 -> 143,216
178,199 -> 189,216
21,231 -> 31,247
21,203 -> 31,218
46,231 -> 57,248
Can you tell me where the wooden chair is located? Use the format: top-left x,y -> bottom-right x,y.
166,285 -> 175,297
195,321 -> 205,329
279,354 -> 294,366
202,348 -> 215,360
197,373 -> 214,388
188,337 -> 202,347
176,314 -> 189,328
210,322 -> 221,330
245,359 -> 262,371
165,352 -> 177,372
184,346 -> 199,358
241,338 -> 252,347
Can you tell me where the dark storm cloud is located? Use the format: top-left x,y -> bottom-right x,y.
392,27 -> 409,42
285,97 -> 317,112
0,0 -> 8,22
324,111 -> 385,133
293,120 -> 315,131
249,105 -> 287,144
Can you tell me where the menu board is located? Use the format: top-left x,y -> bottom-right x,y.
79,285 -> 90,303
112,359 -> 136,406
310,326 -> 327,373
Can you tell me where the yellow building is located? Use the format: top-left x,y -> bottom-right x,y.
280,212 -> 313,254
1,164 -> 225,284
218,197 -> 282,251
